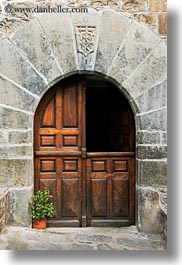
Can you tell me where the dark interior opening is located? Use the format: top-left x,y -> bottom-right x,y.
86,76 -> 135,152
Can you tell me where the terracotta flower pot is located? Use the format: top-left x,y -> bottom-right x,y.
33,218 -> 46,229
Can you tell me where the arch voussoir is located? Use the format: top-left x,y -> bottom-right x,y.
10,18 -> 62,84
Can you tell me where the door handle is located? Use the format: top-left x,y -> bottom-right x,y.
81,147 -> 87,159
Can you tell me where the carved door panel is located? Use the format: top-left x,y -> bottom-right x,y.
86,154 -> 135,226
34,79 -> 85,227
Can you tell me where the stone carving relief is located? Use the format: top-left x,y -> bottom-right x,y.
75,25 -> 96,57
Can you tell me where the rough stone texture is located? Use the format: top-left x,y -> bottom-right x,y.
0,188 -> 9,233
161,131 -> 167,145
8,187 -> 33,227
149,0 -> 167,11
137,145 -> 167,159
158,187 -> 167,239
0,159 -> 33,187
10,18 -> 62,82
137,131 -> 160,145
8,130 -> 32,144
123,42 -> 167,99
0,107 -> 32,130
0,0 -> 36,38
76,234 -> 112,242
0,226 -> 166,250
95,10 -> 131,74
91,0 -> 118,6
138,160 -> 167,187
0,76 -> 38,113
139,108 -> 167,131
161,211 -> 167,239
0,39 -> 46,95
138,188 -> 163,233
109,22 -> 160,84
133,13 -> 157,26
66,0 -> 90,6
0,130 -> 8,144
158,13 -> 167,35
0,145 -> 32,158
0,0 -> 167,40
122,0 -> 147,11
158,187 -> 167,215
135,80 -> 167,113
38,13 -> 77,74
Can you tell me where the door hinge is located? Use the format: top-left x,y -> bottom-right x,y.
81,147 -> 87,159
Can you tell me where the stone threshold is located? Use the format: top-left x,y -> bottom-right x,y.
0,226 -> 166,250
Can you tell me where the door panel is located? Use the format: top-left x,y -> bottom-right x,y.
86,154 -> 135,226
91,179 -> 107,217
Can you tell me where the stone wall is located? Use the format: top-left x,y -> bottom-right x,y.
0,0 -> 167,40
0,188 -> 9,233
0,1 -> 167,233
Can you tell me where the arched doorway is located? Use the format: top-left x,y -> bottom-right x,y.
34,74 -> 135,227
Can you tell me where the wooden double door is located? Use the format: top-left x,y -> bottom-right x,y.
34,77 -> 135,227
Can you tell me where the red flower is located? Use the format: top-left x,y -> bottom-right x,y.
31,203 -> 35,208
48,194 -> 51,198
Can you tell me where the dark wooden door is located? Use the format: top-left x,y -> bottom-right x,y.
34,77 -> 135,227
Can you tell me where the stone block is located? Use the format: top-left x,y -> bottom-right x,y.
0,39 -> 46,95
161,132 -> 167,145
137,131 -> 160,144
91,0 -> 118,6
0,131 -> 8,144
139,108 -> 167,131
137,187 -> 163,233
95,10 -> 131,74
0,1 -> 35,37
0,145 -> 33,158
122,0 -> 146,11
123,42 -> 167,99
137,146 -> 167,159
0,159 -> 33,187
66,0 -> 90,6
0,76 -> 38,113
109,22 -> 159,84
0,189 -> 9,233
135,80 -> 167,113
2,1 -> 36,21
158,13 -> 167,35
149,0 -> 167,11
138,160 -> 167,187
133,13 -> 157,26
10,18 -> 62,83
0,107 -> 32,130
38,13 -> 77,74
8,131 -> 32,144
8,187 -> 33,227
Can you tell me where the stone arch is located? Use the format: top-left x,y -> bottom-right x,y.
0,8 -> 167,232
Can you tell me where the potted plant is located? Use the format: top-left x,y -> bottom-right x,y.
31,189 -> 54,229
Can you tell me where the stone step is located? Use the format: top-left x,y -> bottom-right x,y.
0,226 -> 166,250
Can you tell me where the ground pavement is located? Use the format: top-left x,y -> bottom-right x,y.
0,226 -> 166,250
